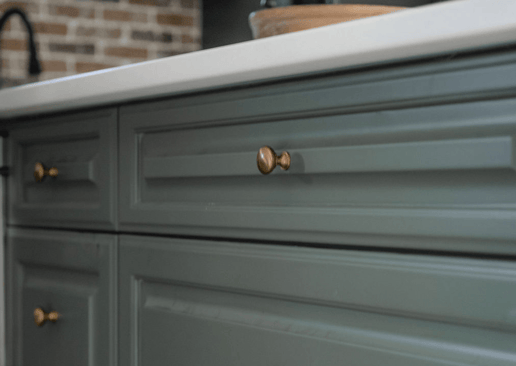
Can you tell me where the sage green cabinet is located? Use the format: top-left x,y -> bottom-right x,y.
119,234 -> 516,366
4,45 -> 516,366
119,50 -> 516,255
5,228 -> 117,366
8,108 -> 118,231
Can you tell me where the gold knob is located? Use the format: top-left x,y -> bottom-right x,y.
34,162 -> 58,182
34,307 -> 59,327
257,146 -> 291,175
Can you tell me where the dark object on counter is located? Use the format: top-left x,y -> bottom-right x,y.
0,7 -> 41,76
262,0 -> 326,6
203,0 -> 263,49
292,0 -> 327,3
0,166 -> 9,177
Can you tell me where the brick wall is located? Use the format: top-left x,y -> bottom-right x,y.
0,0 -> 201,88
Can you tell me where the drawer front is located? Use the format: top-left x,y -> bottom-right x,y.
120,84 -> 516,254
120,235 -> 516,366
5,228 -> 117,366
8,108 -> 117,230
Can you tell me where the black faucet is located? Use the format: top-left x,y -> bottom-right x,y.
0,7 -> 41,77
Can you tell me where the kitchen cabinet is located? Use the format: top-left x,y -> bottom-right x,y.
3,5 -> 516,363
119,235 -> 516,366
4,229 -> 117,366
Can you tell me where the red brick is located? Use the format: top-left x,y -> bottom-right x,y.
50,5 -> 79,18
49,5 -> 94,19
76,26 -> 121,39
1,59 -> 8,69
76,62 -> 115,74
33,22 -> 68,35
41,60 -> 67,72
157,13 -> 193,26
105,47 -> 147,59
131,30 -> 172,43
104,10 -> 146,22
129,0 -> 172,6
0,39 -> 27,51
0,2 -> 38,14
49,43 -> 94,55
181,34 -> 193,43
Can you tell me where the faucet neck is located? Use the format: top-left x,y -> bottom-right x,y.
0,7 -> 41,76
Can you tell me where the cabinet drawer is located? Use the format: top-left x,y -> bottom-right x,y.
120,92 -> 516,254
8,108 -> 117,230
5,228 -> 117,366
120,235 -> 516,366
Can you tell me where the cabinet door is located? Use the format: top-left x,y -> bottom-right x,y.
5,228 -> 117,366
8,108 -> 117,230
119,235 -> 516,366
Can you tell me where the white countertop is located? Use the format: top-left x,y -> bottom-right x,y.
1,0 -> 516,119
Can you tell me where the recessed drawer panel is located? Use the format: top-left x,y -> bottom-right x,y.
8,108 -> 117,230
119,235 -> 516,366
5,228 -> 117,366
120,94 -> 516,254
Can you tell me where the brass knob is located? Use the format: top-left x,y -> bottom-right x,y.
34,162 -> 58,182
34,307 -> 59,327
257,146 -> 291,175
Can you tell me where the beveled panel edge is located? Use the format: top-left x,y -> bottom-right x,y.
119,234 -> 516,330
117,223 -> 516,256
136,279 -> 516,366
1,107 -> 116,130
6,227 -> 116,270
119,204 -> 516,255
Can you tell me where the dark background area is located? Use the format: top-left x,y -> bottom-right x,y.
202,0 -> 447,49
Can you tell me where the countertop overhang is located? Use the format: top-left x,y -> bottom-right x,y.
1,0 -> 516,119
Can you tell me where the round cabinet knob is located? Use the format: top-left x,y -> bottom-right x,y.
34,307 -> 59,327
34,162 -> 58,182
257,146 -> 291,175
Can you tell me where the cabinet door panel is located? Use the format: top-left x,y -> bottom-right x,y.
5,228 -> 117,366
120,235 -> 516,366
22,286 -> 92,366
8,108 -> 117,230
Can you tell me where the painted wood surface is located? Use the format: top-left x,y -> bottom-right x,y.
0,136 -> 5,366
7,108 -> 118,231
119,48 -> 516,254
4,228 -> 117,366
119,235 -> 516,366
